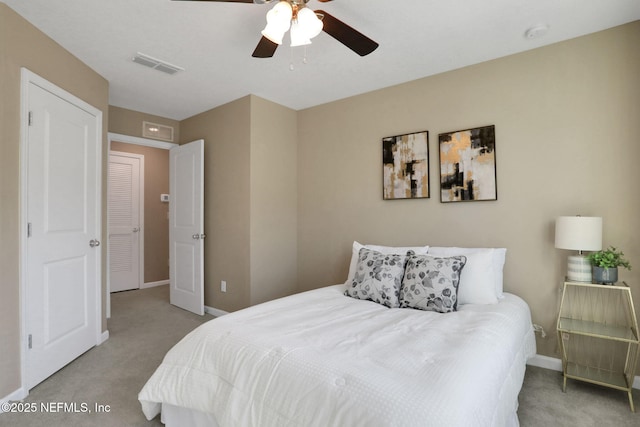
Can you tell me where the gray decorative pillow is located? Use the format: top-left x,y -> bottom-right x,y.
344,248 -> 410,308
399,254 -> 467,313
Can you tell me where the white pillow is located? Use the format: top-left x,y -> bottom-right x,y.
345,241 -> 429,286
428,247 -> 507,304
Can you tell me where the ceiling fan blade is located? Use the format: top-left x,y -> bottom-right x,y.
170,0 -> 256,3
315,10 -> 378,56
252,36 -> 279,58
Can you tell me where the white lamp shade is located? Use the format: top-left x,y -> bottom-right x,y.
554,216 -> 602,251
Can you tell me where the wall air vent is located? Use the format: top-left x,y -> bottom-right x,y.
143,121 -> 174,142
132,52 -> 184,75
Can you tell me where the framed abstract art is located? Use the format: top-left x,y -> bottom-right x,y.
439,125 -> 497,202
382,131 -> 429,200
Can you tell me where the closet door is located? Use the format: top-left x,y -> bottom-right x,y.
109,152 -> 143,292
24,71 -> 102,389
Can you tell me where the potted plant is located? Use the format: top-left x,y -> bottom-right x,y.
587,246 -> 632,284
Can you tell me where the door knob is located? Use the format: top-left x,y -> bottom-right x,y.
133,227 -> 140,232
192,234 -> 200,240
89,239 -> 101,247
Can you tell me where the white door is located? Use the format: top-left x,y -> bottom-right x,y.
169,140 -> 204,315
108,152 -> 143,292
24,73 -> 101,389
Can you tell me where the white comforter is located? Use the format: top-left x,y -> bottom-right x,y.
139,285 -> 536,427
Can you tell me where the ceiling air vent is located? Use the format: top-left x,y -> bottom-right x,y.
132,52 -> 184,75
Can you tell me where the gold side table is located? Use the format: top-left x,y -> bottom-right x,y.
557,281 -> 639,412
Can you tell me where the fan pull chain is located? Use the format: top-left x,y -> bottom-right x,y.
289,45 -> 295,71
288,46 -> 311,71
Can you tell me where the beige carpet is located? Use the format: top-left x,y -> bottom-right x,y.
1,285 -> 638,426
0,285 -> 213,427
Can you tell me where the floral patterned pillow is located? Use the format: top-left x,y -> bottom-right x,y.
344,248 -> 411,308
399,254 -> 467,313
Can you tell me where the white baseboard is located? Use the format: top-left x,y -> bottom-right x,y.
0,387 -> 29,413
141,279 -> 169,289
204,305 -> 229,317
527,354 -> 562,371
2,331 -> 110,412
527,354 -> 640,389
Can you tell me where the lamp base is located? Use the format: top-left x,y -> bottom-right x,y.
566,254 -> 592,283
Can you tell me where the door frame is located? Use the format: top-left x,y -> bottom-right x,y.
19,68 -> 103,396
108,150 -> 145,292
106,133 -> 177,318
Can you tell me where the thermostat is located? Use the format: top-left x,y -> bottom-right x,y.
160,194 -> 170,202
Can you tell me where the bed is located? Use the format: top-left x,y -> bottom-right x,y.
139,243 -> 536,427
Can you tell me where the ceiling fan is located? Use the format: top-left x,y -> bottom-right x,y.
172,0 -> 379,58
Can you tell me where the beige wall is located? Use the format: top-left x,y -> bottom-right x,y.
0,4 -> 109,398
178,95 -> 298,311
249,96 -> 298,305
109,105 -> 180,143
180,96 -> 252,312
296,22 -> 640,359
109,142 -> 170,283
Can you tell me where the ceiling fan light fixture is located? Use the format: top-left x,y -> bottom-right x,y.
261,1 -> 292,45
261,22 -> 288,44
290,21 -> 311,47
296,7 -> 323,39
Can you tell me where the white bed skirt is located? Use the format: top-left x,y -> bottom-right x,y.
161,403 -> 219,427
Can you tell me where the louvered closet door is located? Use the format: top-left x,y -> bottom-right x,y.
109,153 -> 142,292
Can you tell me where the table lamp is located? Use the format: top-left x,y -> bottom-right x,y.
555,216 -> 602,282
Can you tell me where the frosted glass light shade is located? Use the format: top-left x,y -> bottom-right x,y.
261,1 -> 292,45
297,8 -> 323,39
290,8 -> 323,47
262,22 -> 288,44
555,216 -> 602,251
290,21 -> 311,47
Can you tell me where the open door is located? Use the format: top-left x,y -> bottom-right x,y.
169,139 -> 204,315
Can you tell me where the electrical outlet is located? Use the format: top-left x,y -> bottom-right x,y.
221,280 -> 227,293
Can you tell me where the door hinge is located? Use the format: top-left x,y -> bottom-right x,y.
27,222 -> 32,238
28,334 -> 32,349
28,111 -> 33,126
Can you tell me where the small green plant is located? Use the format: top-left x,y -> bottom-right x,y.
587,246 -> 632,270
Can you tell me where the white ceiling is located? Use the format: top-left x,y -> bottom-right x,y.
5,0 -> 640,120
